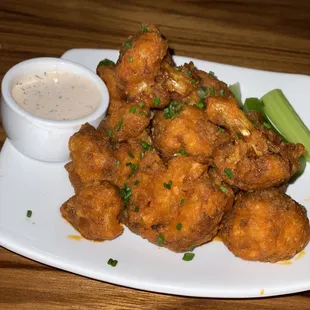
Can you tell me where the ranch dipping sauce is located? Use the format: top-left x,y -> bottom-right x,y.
11,71 -> 101,121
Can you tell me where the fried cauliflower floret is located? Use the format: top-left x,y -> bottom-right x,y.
97,63 -> 150,141
98,103 -> 150,142
121,156 -> 234,252
152,104 -> 231,162
206,97 -> 305,190
61,181 -> 124,241
221,188 -> 310,262
115,24 -> 170,108
67,123 -> 116,192
163,61 -> 232,105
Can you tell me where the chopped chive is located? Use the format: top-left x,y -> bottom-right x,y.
116,160 -> 121,166
140,24 -> 149,32
163,180 -> 172,190
134,180 -> 140,186
195,102 -> 206,110
120,184 -> 132,206
209,87 -> 215,96
219,90 -> 225,97
175,148 -> 186,156
190,79 -> 196,84
129,106 -> 136,113
157,233 -> 164,246
153,97 -> 160,107
134,206 -> 140,212
263,122 -> 272,129
107,258 -> 118,267
124,41 -> 132,49
183,252 -> 195,261
114,119 -> 123,132
108,129 -> 113,137
129,56 -> 133,63
98,59 -> 115,67
176,223 -> 182,230
188,245 -> 195,251
209,71 -> 215,76
141,140 -> 153,151
220,185 -> 227,193
224,168 -> 233,179
128,152 -> 134,159
198,86 -> 207,99
180,198 -> 185,205
26,210 -> 32,218
138,102 -> 144,108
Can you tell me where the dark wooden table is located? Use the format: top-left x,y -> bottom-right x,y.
1,1 -> 310,309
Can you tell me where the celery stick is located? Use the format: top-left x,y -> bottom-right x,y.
229,83 -> 242,107
261,89 -> 310,161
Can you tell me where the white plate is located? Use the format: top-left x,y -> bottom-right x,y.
1,49 -> 310,298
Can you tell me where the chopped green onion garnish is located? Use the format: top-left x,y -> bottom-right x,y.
134,180 -> 140,186
114,119 -> 123,132
128,152 -> 134,159
140,24 -> 149,32
175,148 -> 186,156
224,168 -> 233,179
129,56 -> 133,63
217,125 -> 225,132
220,185 -> 227,193
129,106 -> 136,113
141,140 -> 153,151
98,59 -> 115,67
176,223 -> 182,230
163,180 -> 172,190
209,71 -> 215,76
124,41 -> 132,49
209,87 -> 215,96
134,206 -> 140,212
153,97 -> 160,107
183,252 -> 195,261
157,233 -> 164,246
261,89 -> 310,161
219,89 -> 225,97
139,111 -> 147,116
188,245 -> 195,251
26,210 -> 32,218
140,152 -> 145,158
195,102 -> 206,110
107,258 -> 118,267
138,102 -> 144,108
108,129 -> 113,137
198,86 -> 207,99
190,79 -> 196,84
180,198 -> 185,205
116,160 -> 121,166
120,184 -> 132,206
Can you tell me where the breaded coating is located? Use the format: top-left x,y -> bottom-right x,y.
164,61 -> 232,105
68,123 -> 116,192
115,24 -> 170,108
152,104 -> 231,162
221,188 -> 310,262
207,97 -> 305,190
98,103 -> 150,142
61,181 -> 124,241
121,156 -> 234,252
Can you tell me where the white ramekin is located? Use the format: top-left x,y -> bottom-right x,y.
1,57 -> 109,162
